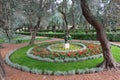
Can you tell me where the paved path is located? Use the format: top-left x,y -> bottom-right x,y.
1,39 -> 120,80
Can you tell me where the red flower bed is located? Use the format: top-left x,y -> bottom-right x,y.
32,42 -> 102,58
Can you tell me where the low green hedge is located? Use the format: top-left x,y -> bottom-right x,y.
18,32 -> 120,41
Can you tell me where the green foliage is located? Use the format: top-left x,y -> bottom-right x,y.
0,34 -> 50,43
19,32 -> 120,42
49,11 -> 64,27
107,33 -> 120,41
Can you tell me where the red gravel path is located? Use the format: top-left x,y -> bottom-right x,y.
1,40 -> 120,80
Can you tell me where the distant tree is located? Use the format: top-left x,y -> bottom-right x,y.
57,0 -> 75,43
1,0 -> 12,41
0,0 -> 20,42
28,0 -> 53,44
49,11 -> 64,32
106,0 -> 120,32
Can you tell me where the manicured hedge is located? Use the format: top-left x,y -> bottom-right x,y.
18,32 -> 120,41
107,33 -> 120,41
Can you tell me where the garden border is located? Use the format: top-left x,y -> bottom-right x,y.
27,47 -> 103,62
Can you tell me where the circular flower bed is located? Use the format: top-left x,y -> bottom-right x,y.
27,42 -> 102,62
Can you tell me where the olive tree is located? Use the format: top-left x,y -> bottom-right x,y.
80,0 -> 119,69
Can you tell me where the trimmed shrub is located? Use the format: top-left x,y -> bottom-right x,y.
18,32 -> 120,41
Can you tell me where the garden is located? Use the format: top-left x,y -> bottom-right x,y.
4,40 -> 120,75
0,0 -> 120,80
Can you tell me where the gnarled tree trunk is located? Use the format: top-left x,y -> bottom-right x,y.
52,25 -> 56,32
58,10 -> 69,43
0,48 -> 6,80
84,20 -> 89,34
80,0 -> 116,69
29,17 -> 41,44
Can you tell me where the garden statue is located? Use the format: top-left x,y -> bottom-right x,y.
64,33 -> 68,43
68,34 -> 72,40
64,33 -> 71,49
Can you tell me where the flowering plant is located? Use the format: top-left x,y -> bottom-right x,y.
33,42 -> 102,59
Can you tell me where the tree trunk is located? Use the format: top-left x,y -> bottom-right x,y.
0,19 -> 5,27
58,10 -> 69,43
29,30 -> 37,44
69,12 -> 75,31
4,29 -> 11,42
80,0 -> 116,69
29,25 -> 33,36
0,50 -> 6,80
52,25 -> 56,32
84,20 -> 88,34
29,17 -> 41,45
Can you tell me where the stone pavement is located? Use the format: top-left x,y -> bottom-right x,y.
1,39 -> 120,80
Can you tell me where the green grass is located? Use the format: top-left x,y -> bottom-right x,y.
111,46 -> 120,62
9,43 -> 120,72
0,35 -> 50,43
0,39 -> 4,43
21,37 -> 50,43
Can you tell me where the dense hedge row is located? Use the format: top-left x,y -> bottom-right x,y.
18,32 -> 120,41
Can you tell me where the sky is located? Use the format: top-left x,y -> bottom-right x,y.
55,0 -> 72,5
